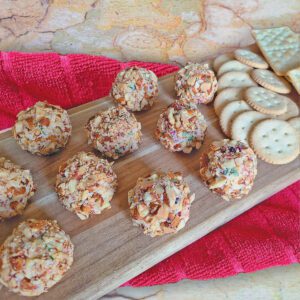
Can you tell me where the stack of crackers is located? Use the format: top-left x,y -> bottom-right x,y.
212,26 -> 300,165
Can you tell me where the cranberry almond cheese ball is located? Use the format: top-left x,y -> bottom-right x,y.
156,101 -> 207,153
175,63 -> 218,105
86,105 -> 142,159
128,171 -> 195,237
56,152 -> 117,220
0,157 -> 35,220
199,140 -> 257,201
12,102 -> 72,156
0,219 -> 74,297
111,66 -> 158,111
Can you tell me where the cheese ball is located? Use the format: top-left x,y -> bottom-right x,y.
111,66 -> 158,111
155,101 -> 207,153
86,105 -> 142,159
0,219 -> 74,297
199,139 -> 257,201
0,157 -> 35,220
175,63 -> 218,105
128,171 -> 195,237
56,152 -> 117,220
12,102 -> 72,156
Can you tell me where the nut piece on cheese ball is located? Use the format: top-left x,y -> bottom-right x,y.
155,101 -> 207,153
0,157 -> 35,220
0,219 -> 74,296
12,102 -> 72,155
111,66 -> 158,111
175,63 -> 218,105
56,151 -> 117,220
128,171 -> 195,237
85,105 -> 142,159
199,139 -> 257,201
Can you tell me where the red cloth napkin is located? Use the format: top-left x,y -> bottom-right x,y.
0,52 -> 299,287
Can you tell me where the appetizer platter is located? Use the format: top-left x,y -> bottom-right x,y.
0,27 -> 299,300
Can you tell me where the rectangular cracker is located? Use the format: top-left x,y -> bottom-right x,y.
252,27 -> 298,51
264,47 -> 300,76
286,67 -> 300,95
252,27 -> 300,75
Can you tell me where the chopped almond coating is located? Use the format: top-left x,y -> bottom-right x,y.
156,101 -> 207,153
0,157 -> 35,220
0,219 -> 74,296
86,105 -> 142,159
111,66 -> 158,111
128,171 -> 195,237
56,152 -> 117,220
175,63 -> 218,105
12,102 -> 72,156
199,139 -> 257,201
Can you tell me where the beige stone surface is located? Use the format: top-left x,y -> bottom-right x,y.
0,0 -> 299,63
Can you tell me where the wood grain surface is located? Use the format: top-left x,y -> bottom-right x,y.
0,73 -> 299,300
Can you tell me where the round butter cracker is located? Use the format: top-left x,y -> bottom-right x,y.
245,87 -> 287,115
213,53 -> 234,72
217,60 -> 253,77
275,98 -> 299,120
234,49 -> 268,69
251,69 -> 291,94
219,100 -> 252,137
250,119 -> 299,164
217,71 -> 257,91
288,117 -> 300,139
214,87 -> 245,116
231,111 -> 268,141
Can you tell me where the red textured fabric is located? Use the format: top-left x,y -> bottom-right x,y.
0,52 -> 177,129
0,52 -> 299,287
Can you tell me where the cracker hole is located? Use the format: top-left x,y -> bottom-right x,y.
278,150 -> 282,153
275,139 -> 279,142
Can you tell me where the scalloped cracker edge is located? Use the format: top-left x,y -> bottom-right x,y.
250,119 -> 299,164
286,67 -> 300,95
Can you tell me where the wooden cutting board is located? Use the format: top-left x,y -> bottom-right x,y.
0,72 -> 299,300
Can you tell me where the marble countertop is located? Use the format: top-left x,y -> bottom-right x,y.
104,264 -> 299,300
1,0 -> 299,64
